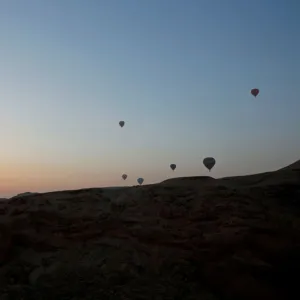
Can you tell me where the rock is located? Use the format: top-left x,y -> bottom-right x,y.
0,160 -> 299,299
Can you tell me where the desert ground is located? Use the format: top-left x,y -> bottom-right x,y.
0,161 -> 300,299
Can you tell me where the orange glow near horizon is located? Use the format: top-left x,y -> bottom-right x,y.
0,162 -> 120,198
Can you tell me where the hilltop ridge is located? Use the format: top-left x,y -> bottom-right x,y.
278,159 -> 300,171
0,160 -> 299,299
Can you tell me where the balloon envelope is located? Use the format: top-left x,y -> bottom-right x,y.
137,177 -> 144,185
170,164 -> 176,171
251,88 -> 259,97
122,174 -> 127,180
119,121 -> 125,127
203,157 -> 216,171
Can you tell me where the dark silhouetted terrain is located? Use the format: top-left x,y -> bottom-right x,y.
0,161 -> 300,299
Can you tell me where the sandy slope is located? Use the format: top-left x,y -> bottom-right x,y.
0,161 -> 300,299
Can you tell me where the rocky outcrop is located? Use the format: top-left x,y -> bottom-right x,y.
11,192 -> 40,199
0,161 -> 299,299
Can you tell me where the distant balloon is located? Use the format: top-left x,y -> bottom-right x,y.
170,164 -> 176,171
137,177 -> 144,185
251,88 -> 259,97
203,157 -> 216,172
122,174 -> 127,180
119,121 -> 125,127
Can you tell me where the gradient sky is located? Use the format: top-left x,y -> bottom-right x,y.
1,0 -> 300,197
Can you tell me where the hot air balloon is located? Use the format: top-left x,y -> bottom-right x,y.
119,121 -> 125,127
250,88 -> 259,97
203,157 -> 216,172
122,174 -> 127,180
137,177 -> 144,185
170,164 -> 176,171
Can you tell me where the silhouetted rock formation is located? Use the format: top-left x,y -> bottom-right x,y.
0,161 -> 299,299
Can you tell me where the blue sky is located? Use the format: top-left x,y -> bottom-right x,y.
1,0 -> 300,197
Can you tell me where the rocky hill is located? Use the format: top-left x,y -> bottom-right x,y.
0,161 -> 300,299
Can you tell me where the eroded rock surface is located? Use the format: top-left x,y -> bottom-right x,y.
0,162 -> 300,299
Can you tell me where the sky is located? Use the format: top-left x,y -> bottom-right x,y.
1,0 -> 300,198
